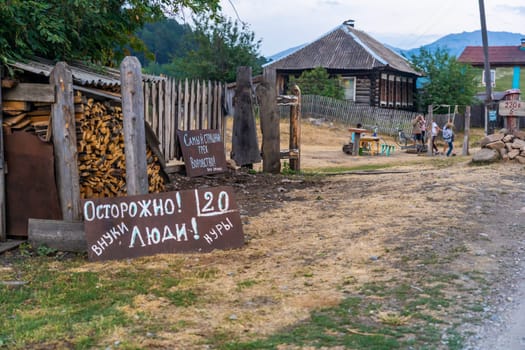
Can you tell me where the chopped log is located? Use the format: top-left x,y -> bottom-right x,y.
28,218 -> 86,252
2,101 -> 31,112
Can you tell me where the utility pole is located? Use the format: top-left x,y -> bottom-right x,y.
478,0 -> 493,134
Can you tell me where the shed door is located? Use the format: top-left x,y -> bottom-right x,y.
5,131 -> 62,237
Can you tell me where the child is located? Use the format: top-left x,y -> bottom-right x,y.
442,122 -> 454,157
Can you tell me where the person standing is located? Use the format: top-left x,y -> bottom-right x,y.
411,115 -> 423,151
442,122 -> 454,157
430,120 -> 441,155
419,115 -> 427,144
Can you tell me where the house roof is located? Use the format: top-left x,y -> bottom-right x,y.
457,46 -> 525,66
263,23 -> 421,76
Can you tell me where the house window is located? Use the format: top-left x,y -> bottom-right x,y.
380,73 -> 387,106
482,69 -> 496,87
341,77 -> 356,101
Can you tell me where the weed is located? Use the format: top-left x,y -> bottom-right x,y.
377,311 -> 411,326
236,279 -> 258,291
36,245 -> 57,257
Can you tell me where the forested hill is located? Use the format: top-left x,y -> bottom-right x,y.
133,19 -> 193,66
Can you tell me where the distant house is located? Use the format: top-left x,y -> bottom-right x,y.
263,20 -> 421,110
457,39 -> 525,92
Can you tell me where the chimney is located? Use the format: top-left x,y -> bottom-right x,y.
521,38 -> 525,51
343,19 -> 355,28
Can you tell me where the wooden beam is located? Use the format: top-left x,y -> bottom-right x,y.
51,62 -> 82,221
28,219 -> 86,252
232,66 -> 261,167
120,56 -> 148,196
256,79 -> 281,173
289,85 -> 301,171
3,83 -> 55,103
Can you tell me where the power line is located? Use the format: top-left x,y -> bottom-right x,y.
226,0 -> 242,22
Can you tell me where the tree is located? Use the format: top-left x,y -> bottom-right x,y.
134,19 -> 194,66
289,67 -> 344,99
409,47 -> 478,113
161,14 -> 265,82
0,0 -> 220,66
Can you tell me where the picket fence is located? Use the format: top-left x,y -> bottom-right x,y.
143,77 -> 225,162
297,95 -> 420,136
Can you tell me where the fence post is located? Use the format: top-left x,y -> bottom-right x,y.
427,104 -> 433,156
256,78 -> 280,173
232,66 -> 261,168
462,106 -> 471,156
50,62 -> 82,221
120,56 -> 148,196
289,85 -> 301,171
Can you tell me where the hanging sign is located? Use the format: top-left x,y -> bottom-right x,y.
83,186 -> 244,261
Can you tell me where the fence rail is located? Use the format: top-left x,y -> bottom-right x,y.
144,77 -> 225,163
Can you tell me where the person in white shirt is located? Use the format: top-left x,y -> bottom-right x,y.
430,120 -> 441,155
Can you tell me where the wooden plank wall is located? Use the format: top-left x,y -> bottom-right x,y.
143,78 -> 225,163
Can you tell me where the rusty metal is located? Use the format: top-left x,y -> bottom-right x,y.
5,131 -> 62,237
83,186 -> 244,261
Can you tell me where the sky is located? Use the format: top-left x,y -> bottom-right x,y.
218,0 -> 525,57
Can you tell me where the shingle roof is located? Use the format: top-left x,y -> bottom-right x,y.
263,23 -> 420,76
457,46 -> 525,66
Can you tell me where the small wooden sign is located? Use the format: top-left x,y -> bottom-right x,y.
177,129 -> 228,177
499,100 -> 525,117
83,186 -> 244,261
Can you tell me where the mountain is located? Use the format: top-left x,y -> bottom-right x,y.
396,30 -> 524,58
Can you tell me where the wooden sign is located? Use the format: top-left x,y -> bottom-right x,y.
83,186 -> 244,261
499,100 -> 525,117
177,129 -> 228,177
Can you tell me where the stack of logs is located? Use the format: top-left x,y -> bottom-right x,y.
2,93 -> 165,198
479,130 -> 525,164
78,97 -> 165,198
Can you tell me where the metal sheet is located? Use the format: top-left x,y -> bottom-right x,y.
5,131 -> 62,237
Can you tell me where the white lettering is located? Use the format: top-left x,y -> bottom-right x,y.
152,199 -> 164,216
147,227 -> 161,245
138,200 -> 152,217
91,245 -> 103,256
129,226 -> 146,248
84,201 -> 95,221
162,226 -> 176,242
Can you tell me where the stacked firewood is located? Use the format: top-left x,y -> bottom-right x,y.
77,97 -> 165,198
2,94 -> 166,198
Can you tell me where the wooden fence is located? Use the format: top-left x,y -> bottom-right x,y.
292,95 -> 472,135
143,77 -> 225,163
294,95 -> 420,136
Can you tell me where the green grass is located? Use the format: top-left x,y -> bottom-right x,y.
0,254 -> 208,349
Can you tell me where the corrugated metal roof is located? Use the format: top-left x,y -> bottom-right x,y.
458,46 -> 525,66
264,24 -> 420,76
7,57 -> 165,89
